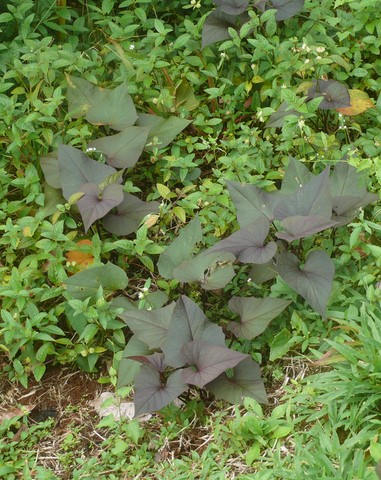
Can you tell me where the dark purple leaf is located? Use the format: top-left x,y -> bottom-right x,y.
228,296 -> 291,339
248,260 -> 277,284
214,0 -> 249,15
281,157 -> 313,193
202,9 -> 250,48
276,251 -> 335,318
209,218 -> 277,264
173,251 -> 236,290
162,296 -> 225,368
181,340 -> 248,388
89,126 -> 150,169
129,352 -> 166,372
307,80 -> 350,110
77,183 -> 124,232
274,167 -> 332,220
276,215 -> 338,241
271,0 -> 305,20
118,303 -> 175,349
227,181 -> 276,226
134,367 -> 187,415
86,83 -> 138,131
103,194 -> 160,236
58,145 -> 118,200
266,102 -> 300,129
206,357 -> 268,404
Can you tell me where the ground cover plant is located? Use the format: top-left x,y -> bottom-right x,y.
1,0 -> 381,478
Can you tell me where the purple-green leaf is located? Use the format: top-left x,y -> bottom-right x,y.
103,194 -> 160,236
137,113 -> 191,151
134,367 -> 187,416
248,260 -> 277,284
281,157 -> 313,193
181,340 -> 248,388
209,218 -> 277,264
86,82 -> 138,130
77,182 -> 124,232
118,335 -> 152,388
162,296 -> 225,368
66,76 -> 102,118
266,102 -> 300,129
276,215 -> 338,241
88,126 -> 150,169
118,303 -> 175,349
270,0 -> 305,20
276,250 -> 335,318
307,80 -> 350,110
40,151 -> 61,189
214,0 -> 249,15
228,296 -> 291,339
206,357 -> 268,404
202,9 -> 250,48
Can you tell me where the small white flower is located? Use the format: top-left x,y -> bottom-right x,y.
86,147 -> 97,152
129,44 -> 135,50
298,119 -> 305,129
316,46 -> 325,53
304,59 -> 310,64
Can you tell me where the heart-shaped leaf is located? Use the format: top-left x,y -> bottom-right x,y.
307,80 -> 350,110
181,340 -> 248,388
202,9 -> 250,48
205,357 -> 268,404
281,157 -> 313,193
274,167 -> 332,220
134,367 -> 187,416
86,82 -> 138,130
137,114 -> 192,151
270,0 -> 305,20
276,215 -> 338,241
336,89 -> 374,116
173,251 -> 236,290
66,75 -> 102,118
88,126 -> 150,169
118,303 -> 175,349
209,218 -> 277,264
213,0 -> 249,15
58,145 -> 118,200
103,194 -> 160,236
162,296 -> 225,368
228,296 -> 291,339
276,251 -> 335,318
157,215 -> 202,279
248,260 -> 277,284
77,183 -> 124,232
227,181 -> 276,226
129,352 -> 166,372
65,262 -> 128,301
118,336 -> 152,388
40,151 -> 61,189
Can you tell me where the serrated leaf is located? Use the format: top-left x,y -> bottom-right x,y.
181,340 -> 248,388
162,296 -> 225,368
77,183 -> 124,232
137,113 -> 191,151
118,303 -> 175,349
103,194 -> 160,236
157,216 -> 203,279
65,262 -> 128,301
276,251 -> 334,318
228,296 -> 291,339
206,357 -> 268,404
89,126 -> 150,168
209,218 -> 277,264
134,367 -> 187,415
86,82 -> 138,130
58,145 -> 118,200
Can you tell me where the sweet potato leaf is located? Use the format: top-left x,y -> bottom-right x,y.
276,215 -> 338,241
307,80 -> 350,110
162,296 -> 225,368
202,9 -> 249,48
88,126 -> 150,169
137,113 -> 192,151
248,260 -> 277,284
213,0 -> 249,15
40,151 -> 61,189
118,336 -> 152,388
270,0 -> 305,20
205,357 -> 268,404
276,251 -> 334,318
281,157 -> 313,193
181,340 -> 248,388
228,296 -> 291,339
66,75 -> 102,118
336,89 -> 374,116
266,101 -> 300,129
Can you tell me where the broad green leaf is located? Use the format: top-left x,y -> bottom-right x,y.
227,181 -> 276,226
162,296 -> 225,368
65,263 -> 128,301
228,296 -> 291,339
137,114 -> 191,151
89,126 -> 150,168
173,251 -> 236,290
66,75 -> 102,118
209,218 -> 277,264
157,216 -> 202,279
118,303 -> 175,349
77,183 -> 124,232
175,79 -> 199,111
181,340 -> 248,388
134,367 -> 187,416
103,194 -> 160,236
276,251 -> 335,318
86,83 -> 138,130
58,145 -> 117,200
206,357 -> 268,404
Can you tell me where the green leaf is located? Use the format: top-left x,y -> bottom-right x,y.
276,251 -> 335,318
89,126 -> 150,168
175,79 -> 199,111
118,336 -> 151,388
66,75 -> 102,118
228,296 -> 291,339
65,263 -> 128,301
157,216 -> 202,279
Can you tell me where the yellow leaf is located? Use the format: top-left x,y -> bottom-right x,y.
336,89 -> 374,115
